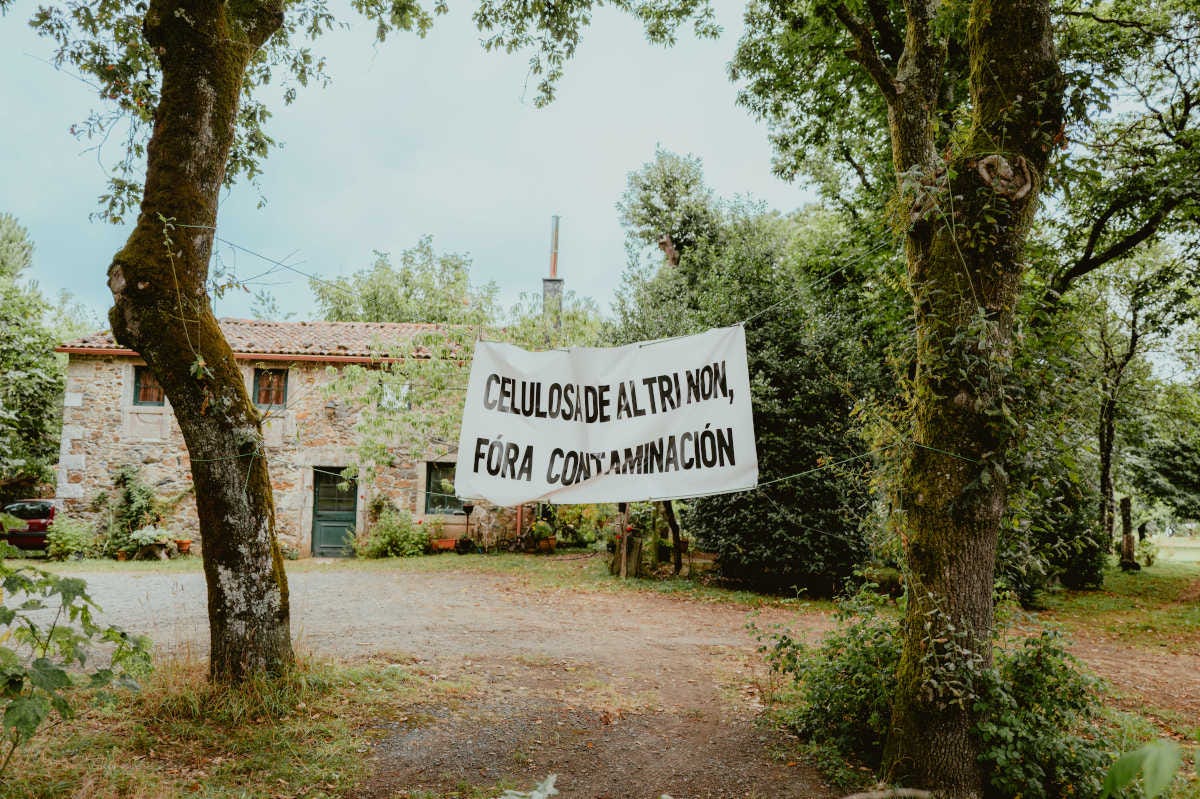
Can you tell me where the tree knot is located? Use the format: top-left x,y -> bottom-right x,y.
975,155 -> 1031,201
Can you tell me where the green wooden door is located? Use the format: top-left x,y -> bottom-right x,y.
312,467 -> 356,557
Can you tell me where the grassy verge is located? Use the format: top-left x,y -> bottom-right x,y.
300,550 -> 834,610
0,654 -> 473,799
1038,556 -> 1200,651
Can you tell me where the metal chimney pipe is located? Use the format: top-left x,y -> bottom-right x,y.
543,215 -> 564,345
549,215 -> 560,278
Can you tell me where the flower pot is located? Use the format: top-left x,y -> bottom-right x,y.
175,539 -> 192,555
116,551 -> 128,561
430,538 -> 457,552
536,536 -> 556,553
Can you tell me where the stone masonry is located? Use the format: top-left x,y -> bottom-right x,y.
54,319 -> 504,555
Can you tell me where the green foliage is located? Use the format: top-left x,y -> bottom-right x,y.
611,154 -> 901,594
45,517 -> 99,561
1136,537 -> 1159,568
355,508 -> 428,558
0,545 -> 152,775
551,504 -> 613,546
129,525 -> 170,548
1101,741 -> 1183,799
0,214 -> 63,501
616,147 -> 720,254
761,603 -> 1117,798
473,0 -> 717,107
322,238 -> 606,482
311,238 -> 498,326
757,595 -> 899,767
98,466 -> 162,557
975,632 -> 1110,799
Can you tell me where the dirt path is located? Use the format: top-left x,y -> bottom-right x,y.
66,558 -> 839,798
57,557 -> 1200,796
1065,633 -> 1200,727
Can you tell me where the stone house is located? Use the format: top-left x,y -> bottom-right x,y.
54,318 -> 505,556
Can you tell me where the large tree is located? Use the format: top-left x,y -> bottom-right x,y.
17,0 -> 454,681
729,0 -> 1065,792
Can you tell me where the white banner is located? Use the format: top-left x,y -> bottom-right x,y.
453,326 -> 758,505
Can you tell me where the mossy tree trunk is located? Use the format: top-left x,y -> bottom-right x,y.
106,0 -> 293,682
836,0 -> 1062,794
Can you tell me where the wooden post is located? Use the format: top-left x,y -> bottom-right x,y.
662,500 -> 683,575
618,502 -> 629,579
1119,496 -> 1139,571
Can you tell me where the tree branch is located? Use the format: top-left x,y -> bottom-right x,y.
1046,197 -> 1182,305
865,0 -> 903,63
837,142 -> 876,194
834,3 -> 898,102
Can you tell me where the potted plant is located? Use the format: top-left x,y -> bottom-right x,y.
426,518 -> 456,552
130,525 -> 171,560
174,538 -> 193,555
529,520 -> 556,553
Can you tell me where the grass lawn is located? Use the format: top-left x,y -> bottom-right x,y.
36,548 -> 832,611
1161,535 -> 1200,564
0,654 -> 473,799
1039,546 -> 1200,652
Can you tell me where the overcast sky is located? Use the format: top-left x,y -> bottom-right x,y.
0,0 -> 811,327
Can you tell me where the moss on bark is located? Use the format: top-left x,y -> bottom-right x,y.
107,0 -> 293,682
868,0 -> 1065,795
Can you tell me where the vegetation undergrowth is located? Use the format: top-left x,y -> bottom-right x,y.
0,653 -> 465,799
354,506 -> 429,558
754,590 -> 1199,799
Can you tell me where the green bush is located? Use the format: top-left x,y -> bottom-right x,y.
355,508 -> 428,558
976,631 -> 1111,799
130,525 -> 170,547
99,466 -> 162,557
552,503 -> 613,546
45,517 -> 98,560
758,594 -> 899,767
1136,537 -> 1159,567
760,599 -> 1116,798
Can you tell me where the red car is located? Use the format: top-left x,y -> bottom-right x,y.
1,499 -> 62,551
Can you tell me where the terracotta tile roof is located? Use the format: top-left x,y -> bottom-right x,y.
57,318 -> 452,361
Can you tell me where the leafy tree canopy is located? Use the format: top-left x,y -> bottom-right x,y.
0,214 -> 64,499
730,0 -> 1200,301
610,149 -> 905,593
311,236 -> 499,326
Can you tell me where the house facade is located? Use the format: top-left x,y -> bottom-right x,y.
54,318 -> 502,556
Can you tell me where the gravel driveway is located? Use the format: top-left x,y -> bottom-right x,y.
60,558 -> 840,798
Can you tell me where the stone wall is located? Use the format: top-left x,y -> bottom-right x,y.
55,354 -> 500,555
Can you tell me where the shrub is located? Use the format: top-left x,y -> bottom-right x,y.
100,466 -> 162,557
1003,472 -> 1106,604
552,503 -> 614,546
45,517 -> 98,560
355,508 -> 428,558
758,594 -> 899,768
130,525 -> 170,547
1136,537 -> 1158,567
977,632 -> 1111,799
760,599 -> 1115,798
0,544 -> 152,778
